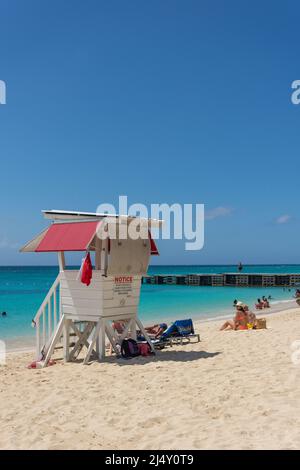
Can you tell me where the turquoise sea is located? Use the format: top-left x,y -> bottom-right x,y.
0,265 -> 299,350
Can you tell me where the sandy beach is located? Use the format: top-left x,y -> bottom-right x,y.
1,307 -> 300,450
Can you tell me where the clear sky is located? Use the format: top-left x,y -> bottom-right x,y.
0,0 -> 300,265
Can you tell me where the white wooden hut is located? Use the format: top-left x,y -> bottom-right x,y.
21,210 -> 161,367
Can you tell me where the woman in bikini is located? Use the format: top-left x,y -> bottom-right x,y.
220,304 -> 249,331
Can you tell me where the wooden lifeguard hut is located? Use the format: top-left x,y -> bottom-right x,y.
21,210 -> 161,367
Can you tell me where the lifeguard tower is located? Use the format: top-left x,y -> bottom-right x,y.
21,210 -> 161,367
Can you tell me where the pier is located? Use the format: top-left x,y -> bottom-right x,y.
142,273 -> 300,287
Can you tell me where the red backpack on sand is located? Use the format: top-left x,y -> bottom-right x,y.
138,342 -> 152,357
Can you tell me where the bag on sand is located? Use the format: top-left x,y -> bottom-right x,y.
256,318 -> 267,329
138,342 -> 152,357
121,339 -> 140,358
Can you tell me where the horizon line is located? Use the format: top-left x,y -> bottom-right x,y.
1,263 -> 300,268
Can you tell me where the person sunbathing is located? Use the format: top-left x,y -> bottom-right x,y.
220,304 -> 249,331
145,323 -> 168,338
109,321 -> 127,355
112,320 -> 126,334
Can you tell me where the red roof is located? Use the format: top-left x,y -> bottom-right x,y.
34,221 -> 159,255
36,222 -> 99,252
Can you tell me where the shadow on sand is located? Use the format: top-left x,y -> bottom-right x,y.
83,349 -> 222,366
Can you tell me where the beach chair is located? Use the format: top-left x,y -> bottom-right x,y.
153,319 -> 200,348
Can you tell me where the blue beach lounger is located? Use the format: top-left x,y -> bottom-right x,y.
152,319 -> 200,348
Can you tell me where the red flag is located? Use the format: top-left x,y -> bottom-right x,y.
81,252 -> 93,286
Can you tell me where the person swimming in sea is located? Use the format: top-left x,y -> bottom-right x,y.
1,311 -> 7,317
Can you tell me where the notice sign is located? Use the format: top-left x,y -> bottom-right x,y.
113,276 -> 133,297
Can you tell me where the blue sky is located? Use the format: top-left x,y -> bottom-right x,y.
0,0 -> 300,265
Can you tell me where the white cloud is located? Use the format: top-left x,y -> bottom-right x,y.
205,206 -> 233,220
276,214 -> 291,224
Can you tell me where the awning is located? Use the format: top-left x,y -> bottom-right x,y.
21,221 -> 159,255
36,221 -> 99,252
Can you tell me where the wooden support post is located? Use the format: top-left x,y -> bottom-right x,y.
41,315 -> 66,368
105,323 -> 122,356
48,300 -> 52,340
36,318 -> 41,360
96,336 -> 100,357
98,318 -> 106,360
130,318 -> 137,340
53,288 -> 57,327
69,322 -> 93,361
83,321 -> 102,365
101,237 -> 108,275
63,318 -> 71,362
43,310 -> 46,346
136,317 -> 155,353
95,237 -> 101,270
58,251 -> 65,272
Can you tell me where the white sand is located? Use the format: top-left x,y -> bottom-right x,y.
1,308 -> 300,450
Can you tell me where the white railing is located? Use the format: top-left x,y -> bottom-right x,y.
33,274 -> 61,359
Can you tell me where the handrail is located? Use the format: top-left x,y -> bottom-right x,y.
34,274 -> 60,323
34,274 -> 61,359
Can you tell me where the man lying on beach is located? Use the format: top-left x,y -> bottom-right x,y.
109,321 -> 127,354
220,302 -> 250,331
112,320 -> 126,334
145,323 -> 168,338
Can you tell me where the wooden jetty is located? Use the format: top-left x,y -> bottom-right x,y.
142,273 -> 300,288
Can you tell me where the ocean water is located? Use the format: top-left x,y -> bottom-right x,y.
0,265 -> 299,349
